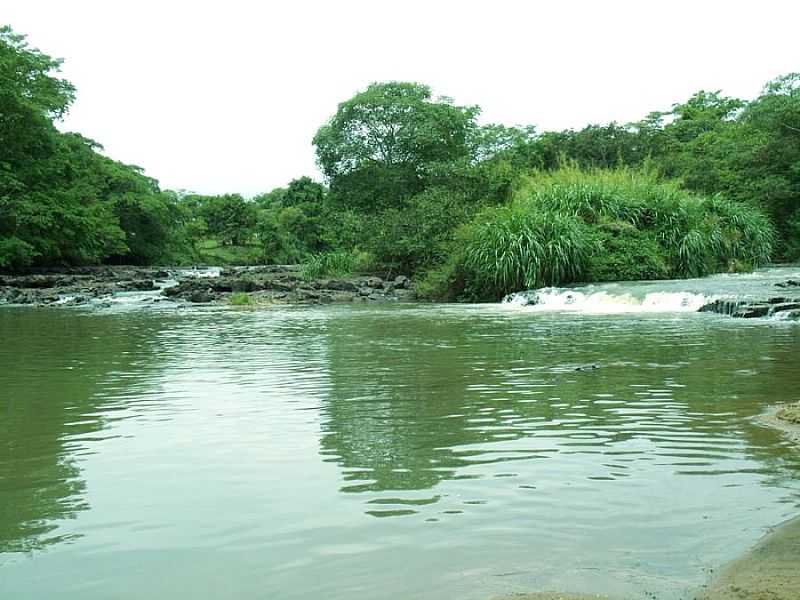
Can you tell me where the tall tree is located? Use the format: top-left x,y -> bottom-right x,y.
313,82 -> 480,211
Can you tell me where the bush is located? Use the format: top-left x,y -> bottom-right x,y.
461,207 -> 591,300
587,224 -> 670,282
0,237 -> 37,270
430,166 -> 776,300
415,251 -> 469,302
365,187 -> 477,273
783,210 -> 800,260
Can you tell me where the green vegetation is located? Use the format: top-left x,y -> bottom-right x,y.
229,292 -> 253,306
0,25 -> 794,302
194,240 -> 262,266
0,27 -> 191,269
439,168 -> 774,300
300,250 -> 372,281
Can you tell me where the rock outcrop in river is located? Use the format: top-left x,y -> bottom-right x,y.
0,266 -> 415,307
696,279 -> 800,320
163,266 -> 414,304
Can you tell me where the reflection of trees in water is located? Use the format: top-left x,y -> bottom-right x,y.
319,312 -> 800,500
0,310 -> 167,554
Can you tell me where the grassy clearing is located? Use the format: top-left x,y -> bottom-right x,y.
195,239 -> 263,266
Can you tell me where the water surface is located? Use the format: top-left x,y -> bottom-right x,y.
2,271 -> 800,599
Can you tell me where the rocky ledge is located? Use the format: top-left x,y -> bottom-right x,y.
0,266 -> 172,307
698,280 -> 800,320
0,265 -> 415,307
162,266 -> 415,305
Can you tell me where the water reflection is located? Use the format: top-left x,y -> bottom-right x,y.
318,309 -> 800,517
0,309 -> 167,553
1,303 -> 799,600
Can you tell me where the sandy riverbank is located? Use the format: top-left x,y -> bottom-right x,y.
700,515 -> 800,600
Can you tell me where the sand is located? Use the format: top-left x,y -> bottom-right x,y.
700,516 -> 800,600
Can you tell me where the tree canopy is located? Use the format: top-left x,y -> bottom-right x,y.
1,23 -> 797,293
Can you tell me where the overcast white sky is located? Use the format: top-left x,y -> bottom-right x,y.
4,1 -> 799,196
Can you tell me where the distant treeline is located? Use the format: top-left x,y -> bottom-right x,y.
1,25 -> 797,298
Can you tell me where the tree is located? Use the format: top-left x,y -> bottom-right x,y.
199,194 -> 256,246
0,26 -> 191,268
254,177 -> 328,263
313,82 -> 480,211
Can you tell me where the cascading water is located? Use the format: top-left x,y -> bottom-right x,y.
503,288 -> 717,314
501,265 -> 800,317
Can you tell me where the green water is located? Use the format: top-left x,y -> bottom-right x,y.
1,286 -> 800,599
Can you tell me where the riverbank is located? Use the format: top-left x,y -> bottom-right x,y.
700,515 -> 800,600
496,515 -> 800,600
0,265 -> 416,307
760,402 -> 800,445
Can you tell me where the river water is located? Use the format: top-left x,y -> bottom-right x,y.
1,267 -> 800,599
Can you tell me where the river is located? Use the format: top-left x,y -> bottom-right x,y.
1,266 -> 799,599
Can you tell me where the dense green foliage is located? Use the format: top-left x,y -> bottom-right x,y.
417,168 -> 774,301
0,25 -> 793,303
0,27 -> 190,268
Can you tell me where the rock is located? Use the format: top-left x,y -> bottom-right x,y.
769,302 -> 800,315
732,304 -> 771,319
325,280 -> 359,292
393,275 -> 411,289
362,276 -> 384,289
296,289 -> 320,302
358,287 -> 372,297
776,403 -> 800,424
259,279 -> 296,292
698,299 -> 746,316
120,280 -> 156,291
229,278 -> 258,292
776,279 -> 800,288
187,288 -> 215,303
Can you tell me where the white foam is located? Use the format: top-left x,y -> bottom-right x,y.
503,288 -> 715,314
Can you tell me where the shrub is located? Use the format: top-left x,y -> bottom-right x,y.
461,207 -> 591,300
365,187 -> 478,274
587,225 -> 670,282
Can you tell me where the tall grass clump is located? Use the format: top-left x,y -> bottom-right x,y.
441,166 -> 776,300
462,207 -> 591,299
229,292 -> 253,306
513,166 -> 775,279
301,250 -> 373,281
